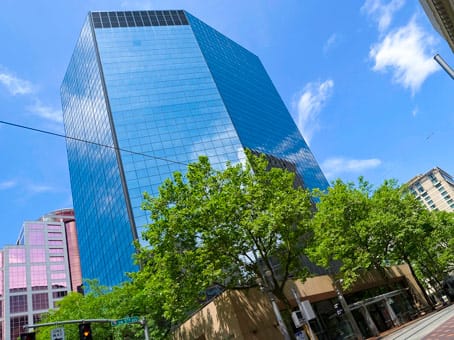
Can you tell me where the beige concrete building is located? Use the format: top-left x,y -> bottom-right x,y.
407,167 -> 454,212
174,265 -> 430,340
420,0 -> 454,52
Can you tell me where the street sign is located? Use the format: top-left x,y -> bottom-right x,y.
51,327 -> 65,340
111,316 -> 140,326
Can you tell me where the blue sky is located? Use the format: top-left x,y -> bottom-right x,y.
0,0 -> 452,246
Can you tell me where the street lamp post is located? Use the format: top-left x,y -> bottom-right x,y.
434,54 -> 454,79
256,275 -> 292,340
291,287 -> 316,340
333,279 -> 364,340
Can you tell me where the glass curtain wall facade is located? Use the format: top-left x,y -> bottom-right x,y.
61,10 -> 329,287
0,209 -> 79,340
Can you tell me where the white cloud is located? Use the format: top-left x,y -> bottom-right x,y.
292,79 -> 334,145
27,101 -> 63,123
0,180 -> 16,190
321,157 -> 382,179
0,70 -> 34,96
369,18 -> 438,93
27,184 -> 55,194
362,0 -> 405,33
412,106 -> 418,116
323,33 -> 339,54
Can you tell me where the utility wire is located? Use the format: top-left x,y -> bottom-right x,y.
0,119 -> 188,166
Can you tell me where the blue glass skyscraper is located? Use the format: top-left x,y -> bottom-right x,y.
61,10 -> 328,287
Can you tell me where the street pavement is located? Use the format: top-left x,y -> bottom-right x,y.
380,303 -> 454,339
423,313 -> 454,339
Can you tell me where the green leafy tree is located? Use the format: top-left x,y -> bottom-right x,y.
136,151 -> 315,330
430,210 -> 454,275
309,178 -> 377,288
36,280 -> 147,340
412,209 -> 454,290
310,177 -> 452,306
367,180 -> 435,304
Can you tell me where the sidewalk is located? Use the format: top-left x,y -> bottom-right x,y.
373,303 -> 454,339
422,314 -> 454,339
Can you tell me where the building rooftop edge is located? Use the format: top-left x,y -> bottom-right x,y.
406,166 -> 453,186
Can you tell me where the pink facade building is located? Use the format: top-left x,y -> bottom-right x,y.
0,208 -> 82,340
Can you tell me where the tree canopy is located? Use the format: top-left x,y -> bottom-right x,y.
310,178 -> 454,302
36,157 -> 453,338
135,151 -> 315,324
36,280 -> 150,340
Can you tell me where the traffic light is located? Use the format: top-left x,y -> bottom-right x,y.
20,333 -> 36,340
78,323 -> 93,340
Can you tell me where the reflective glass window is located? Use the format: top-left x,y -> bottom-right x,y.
53,290 -> 67,299
31,265 -> 47,289
32,293 -> 49,311
10,315 -> 28,340
51,273 -> 66,280
50,264 -> 65,271
33,314 -> 42,324
50,256 -> 64,262
29,231 -> 45,245
30,248 -> 46,263
49,248 -> 64,254
9,266 -> 26,292
8,249 -> 25,263
52,282 -> 67,289
10,295 -> 27,313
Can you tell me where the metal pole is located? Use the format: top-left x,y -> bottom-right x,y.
270,294 -> 292,340
141,318 -> 150,340
254,249 -> 292,340
434,54 -> 454,79
291,288 -> 316,340
333,280 -> 363,340
23,318 -> 116,329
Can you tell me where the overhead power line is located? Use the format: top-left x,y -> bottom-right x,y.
0,119 -> 188,166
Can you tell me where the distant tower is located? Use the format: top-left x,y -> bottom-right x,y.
407,167 -> 454,211
0,209 -> 81,340
61,10 -> 329,287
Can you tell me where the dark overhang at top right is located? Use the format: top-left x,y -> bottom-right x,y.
420,0 -> 454,53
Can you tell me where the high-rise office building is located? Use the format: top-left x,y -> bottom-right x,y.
420,0 -> 454,52
0,209 -> 81,340
61,10 -> 328,287
407,167 -> 454,212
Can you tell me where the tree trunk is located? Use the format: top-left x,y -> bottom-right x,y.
404,257 -> 434,310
